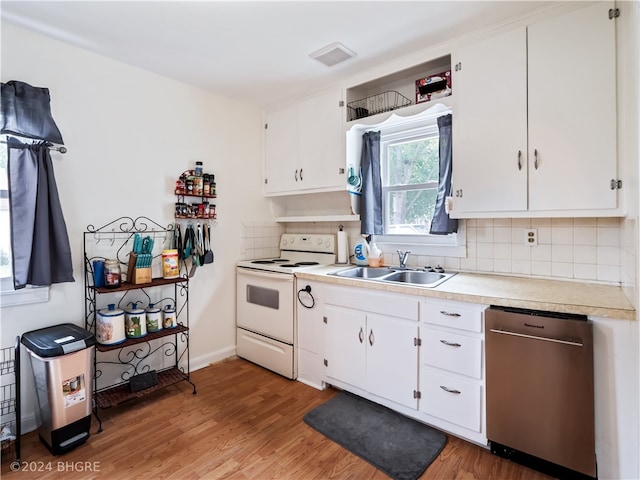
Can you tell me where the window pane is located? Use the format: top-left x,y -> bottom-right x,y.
386,137 -> 439,186
0,142 -> 10,279
386,188 -> 438,235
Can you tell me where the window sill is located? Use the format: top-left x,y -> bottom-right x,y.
1,286 -> 49,307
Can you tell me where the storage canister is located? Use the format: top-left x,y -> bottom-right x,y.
104,259 -> 121,288
96,304 -> 126,345
145,303 -> 162,333
125,302 -> 147,338
162,249 -> 179,279
162,305 -> 177,329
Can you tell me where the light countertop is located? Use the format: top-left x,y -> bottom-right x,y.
295,266 -> 636,321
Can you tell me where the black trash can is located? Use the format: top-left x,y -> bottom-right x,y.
21,323 -> 96,455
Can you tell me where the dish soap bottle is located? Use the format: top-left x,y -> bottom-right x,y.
368,243 -> 383,267
353,235 -> 369,266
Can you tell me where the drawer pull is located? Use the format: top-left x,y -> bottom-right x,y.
358,327 -> 364,344
440,339 -> 462,347
439,310 -> 461,317
369,329 -> 375,346
440,385 -> 461,395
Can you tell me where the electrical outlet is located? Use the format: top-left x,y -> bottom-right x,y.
525,229 -> 538,246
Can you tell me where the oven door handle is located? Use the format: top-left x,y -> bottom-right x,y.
237,268 -> 294,282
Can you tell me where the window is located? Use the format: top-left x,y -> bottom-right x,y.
0,136 -> 49,305
381,125 -> 440,235
0,142 -> 10,282
370,107 -> 465,256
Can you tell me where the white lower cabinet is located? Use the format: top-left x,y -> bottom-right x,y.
323,285 -> 420,411
317,282 -> 487,445
420,298 -> 487,445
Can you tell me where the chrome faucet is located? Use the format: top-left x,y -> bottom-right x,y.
397,250 -> 411,269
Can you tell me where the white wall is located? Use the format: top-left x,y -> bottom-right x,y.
0,23 -> 272,428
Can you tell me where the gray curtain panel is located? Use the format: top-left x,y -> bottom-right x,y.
7,139 -> 74,289
360,131 -> 383,235
429,114 -> 458,235
1,81 -> 64,145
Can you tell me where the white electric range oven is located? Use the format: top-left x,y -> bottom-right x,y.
236,233 -> 336,379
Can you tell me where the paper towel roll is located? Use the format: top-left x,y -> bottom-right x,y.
337,230 -> 348,264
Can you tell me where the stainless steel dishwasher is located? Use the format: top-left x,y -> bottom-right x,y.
485,306 -> 596,479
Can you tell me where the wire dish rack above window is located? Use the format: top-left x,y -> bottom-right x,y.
347,90 -> 412,121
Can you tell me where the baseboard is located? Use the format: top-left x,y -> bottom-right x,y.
190,346 -> 236,371
18,411 -> 38,435
19,347 -> 237,435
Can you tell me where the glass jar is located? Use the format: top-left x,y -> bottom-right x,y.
193,175 -> 203,196
104,259 -> 121,288
203,174 -> 210,196
195,161 -> 203,177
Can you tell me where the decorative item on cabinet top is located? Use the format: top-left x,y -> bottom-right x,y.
175,168 -> 216,220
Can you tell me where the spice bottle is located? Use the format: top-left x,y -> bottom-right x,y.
203,174 -> 210,196
195,161 -> 203,177
210,174 -> 216,196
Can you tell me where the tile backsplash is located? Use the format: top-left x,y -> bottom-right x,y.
241,217 -> 623,285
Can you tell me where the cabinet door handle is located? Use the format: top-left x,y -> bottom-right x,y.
358,327 -> 364,344
439,310 -> 461,317
440,339 -> 462,347
369,329 -> 375,346
294,169 -> 299,182
440,386 -> 461,394
300,168 -> 303,181
534,149 -> 539,170
517,150 -> 522,171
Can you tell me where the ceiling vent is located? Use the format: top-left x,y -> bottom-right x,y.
309,42 -> 357,67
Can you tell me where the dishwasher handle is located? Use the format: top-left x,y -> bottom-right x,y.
489,328 -> 583,347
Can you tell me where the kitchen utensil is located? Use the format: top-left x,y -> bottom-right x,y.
176,224 -> 183,260
203,224 -> 214,264
197,224 -> 204,265
133,233 -> 142,254
347,165 -> 361,189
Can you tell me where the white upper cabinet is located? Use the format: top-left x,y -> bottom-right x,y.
264,88 -> 345,196
451,1 -> 619,218
527,2 -> 617,212
451,27 -> 528,214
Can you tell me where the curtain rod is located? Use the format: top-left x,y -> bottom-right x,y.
0,139 -> 67,154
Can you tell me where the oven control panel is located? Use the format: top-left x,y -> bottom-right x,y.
279,234 -> 335,253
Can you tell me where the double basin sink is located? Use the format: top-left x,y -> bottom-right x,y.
329,266 -> 456,288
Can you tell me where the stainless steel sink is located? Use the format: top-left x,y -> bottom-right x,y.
332,266 -> 394,279
382,270 -> 447,285
330,266 -> 456,288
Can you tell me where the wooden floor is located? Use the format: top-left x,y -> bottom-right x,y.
1,358 -> 554,479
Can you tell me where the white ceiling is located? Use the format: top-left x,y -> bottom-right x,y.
1,1 -> 556,109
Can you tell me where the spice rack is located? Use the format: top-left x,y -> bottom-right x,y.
83,216 -> 195,432
0,337 -> 20,464
174,169 -> 217,220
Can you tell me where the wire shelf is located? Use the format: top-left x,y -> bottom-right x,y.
0,346 -> 16,375
347,90 -> 412,121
